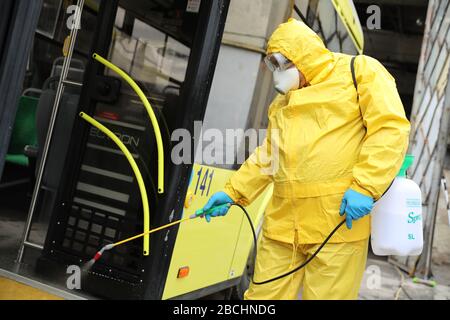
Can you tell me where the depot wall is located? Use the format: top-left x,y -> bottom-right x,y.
196,0 -> 291,167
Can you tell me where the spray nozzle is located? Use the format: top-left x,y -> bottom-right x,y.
93,243 -> 115,261
398,154 -> 414,178
190,203 -> 231,219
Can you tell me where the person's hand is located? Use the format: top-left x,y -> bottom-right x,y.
201,191 -> 234,222
339,189 -> 374,229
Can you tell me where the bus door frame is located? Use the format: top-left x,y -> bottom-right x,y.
39,0 -> 230,300
33,0 -> 118,277
143,0 -> 230,300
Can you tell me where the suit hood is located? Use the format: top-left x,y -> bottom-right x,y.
267,18 -> 335,85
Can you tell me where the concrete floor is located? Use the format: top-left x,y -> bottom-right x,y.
429,169 -> 450,286
359,258 -> 450,300
0,182 -> 47,271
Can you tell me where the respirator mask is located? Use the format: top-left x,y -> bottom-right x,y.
264,52 -> 300,95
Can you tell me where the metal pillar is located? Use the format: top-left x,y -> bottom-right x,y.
16,0 -> 86,264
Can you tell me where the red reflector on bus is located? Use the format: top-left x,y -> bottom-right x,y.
177,266 -> 189,278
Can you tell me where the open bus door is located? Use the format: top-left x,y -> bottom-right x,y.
13,0 -> 231,299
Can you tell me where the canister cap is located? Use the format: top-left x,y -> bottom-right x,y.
398,154 -> 414,177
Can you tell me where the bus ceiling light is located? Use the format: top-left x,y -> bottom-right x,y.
92,53 -> 165,194
79,112 -> 151,256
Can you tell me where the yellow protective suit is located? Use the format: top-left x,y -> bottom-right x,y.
223,19 -> 410,299
245,235 -> 369,300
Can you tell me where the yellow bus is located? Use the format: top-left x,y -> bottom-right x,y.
0,0 -> 364,300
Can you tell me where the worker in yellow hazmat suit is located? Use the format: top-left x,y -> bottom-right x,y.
201,18 -> 411,299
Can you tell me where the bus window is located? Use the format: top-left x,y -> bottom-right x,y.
29,0 -> 97,89
36,0 -> 62,38
107,17 -> 189,91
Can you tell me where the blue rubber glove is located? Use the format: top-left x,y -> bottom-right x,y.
339,189 -> 374,229
202,191 -> 234,223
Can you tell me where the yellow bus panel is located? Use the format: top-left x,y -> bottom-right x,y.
162,163 -> 272,299
332,0 -> 364,54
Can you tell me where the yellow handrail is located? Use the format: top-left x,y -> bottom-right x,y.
92,53 -> 165,194
79,112 -> 151,256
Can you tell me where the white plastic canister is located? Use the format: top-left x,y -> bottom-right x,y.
370,155 -> 423,256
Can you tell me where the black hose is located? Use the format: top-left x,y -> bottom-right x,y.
231,203 -> 346,285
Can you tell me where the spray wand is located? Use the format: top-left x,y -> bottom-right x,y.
85,203 -> 345,285
84,204 -> 231,270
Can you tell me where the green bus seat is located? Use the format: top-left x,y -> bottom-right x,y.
6,95 -> 39,166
